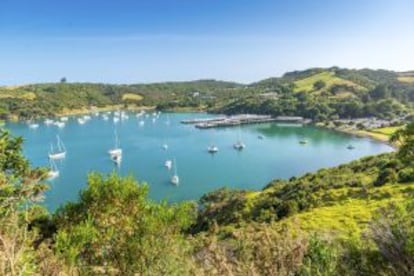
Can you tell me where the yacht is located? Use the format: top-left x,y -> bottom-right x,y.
77,118 -> 86,125
47,159 -> 59,180
48,135 -> 66,160
108,130 -> 122,158
208,145 -> 219,153
44,119 -> 54,126
170,159 -> 179,185
347,145 -> 355,150
165,160 -> 172,170
233,141 -> 246,150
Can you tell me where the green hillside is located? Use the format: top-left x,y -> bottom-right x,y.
293,70 -> 365,94
0,67 -> 413,122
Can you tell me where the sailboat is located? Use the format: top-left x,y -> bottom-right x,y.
165,160 -> 172,170
108,129 -> 122,159
44,119 -> 54,126
233,127 -> 246,150
28,118 -> 39,129
48,135 -> 66,160
170,158 -> 179,185
162,143 -> 168,150
208,145 -> 219,153
47,159 -> 59,180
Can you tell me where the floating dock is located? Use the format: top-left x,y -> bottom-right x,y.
181,114 -> 307,129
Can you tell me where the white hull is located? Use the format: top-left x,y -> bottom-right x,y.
49,151 -> 66,160
171,175 -> 179,185
165,160 -> 172,170
108,148 -> 122,157
47,170 -> 59,180
208,146 -> 219,153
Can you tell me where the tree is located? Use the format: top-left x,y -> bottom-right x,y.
391,122 -> 414,165
313,80 -> 326,90
60,77 -> 67,83
0,130 -> 49,275
54,173 -> 196,274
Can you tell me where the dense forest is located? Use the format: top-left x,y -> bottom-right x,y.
0,119 -> 413,274
1,67 -> 413,122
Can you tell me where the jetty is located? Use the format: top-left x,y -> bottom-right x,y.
181,114 -> 308,129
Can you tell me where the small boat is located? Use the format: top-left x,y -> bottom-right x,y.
233,141 -> 246,150
208,145 -> 219,153
152,118 -> 156,123
83,115 -> 91,121
121,113 -> 129,120
112,154 -> 122,165
44,119 -> 54,125
77,118 -> 86,125
55,121 -> 65,128
28,123 -> 39,129
299,139 -> 308,145
47,159 -> 59,180
113,117 -> 120,123
108,129 -> 122,158
233,128 -> 245,150
258,135 -> 264,140
170,159 -> 179,185
102,115 -> 109,121
162,144 -> 168,150
48,135 -> 66,160
139,120 -> 145,126
60,116 -> 69,122
165,160 -> 172,170
347,145 -> 355,150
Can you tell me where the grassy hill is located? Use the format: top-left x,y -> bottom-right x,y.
292,70 -> 365,94
0,67 -> 413,122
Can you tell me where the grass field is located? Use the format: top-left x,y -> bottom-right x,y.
398,76 -> 414,83
293,71 -> 364,93
281,183 -> 414,239
122,93 -> 143,101
0,92 -> 36,100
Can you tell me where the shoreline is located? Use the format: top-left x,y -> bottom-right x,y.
319,125 -> 398,148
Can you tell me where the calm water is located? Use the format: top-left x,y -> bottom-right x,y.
5,113 -> 393,210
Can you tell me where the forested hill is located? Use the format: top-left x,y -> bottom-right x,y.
1,67 -> 413,120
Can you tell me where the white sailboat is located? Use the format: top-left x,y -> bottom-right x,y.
77,118 -> 86,125
165,160 -> 172,170
44,119 -> 54,126
170,158 -> 179,185
54,121 -> 65,128
108,129 -> 122,158
208,145 -> 219,153
47,159 -> 59,180
28,118 -> 39,129
233,127 -> 246,150
48,135 -> 66,160
60,116 -> 69,122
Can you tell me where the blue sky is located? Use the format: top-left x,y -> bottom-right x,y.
0,0 -> 413,84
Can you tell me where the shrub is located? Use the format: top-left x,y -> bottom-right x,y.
398,168 -> 414,183
374,168 -> 397,186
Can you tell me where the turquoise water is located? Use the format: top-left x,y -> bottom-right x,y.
5,113 -> 393,210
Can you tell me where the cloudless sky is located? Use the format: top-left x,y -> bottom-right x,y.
0,0 -> 413,85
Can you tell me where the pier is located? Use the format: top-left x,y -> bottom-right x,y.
181,114 -> 307,129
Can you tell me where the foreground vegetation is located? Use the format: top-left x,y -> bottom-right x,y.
0,122 -> 413,274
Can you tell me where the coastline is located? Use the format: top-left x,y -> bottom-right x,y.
319,124 -> 398,148
56,105 -> 157,117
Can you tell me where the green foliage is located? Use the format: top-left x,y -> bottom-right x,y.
391,122 -> 414,165
299,236 -> 338,276
368,201 -> 414,275
54,172 -> 197,274
313,80 -> 327,90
